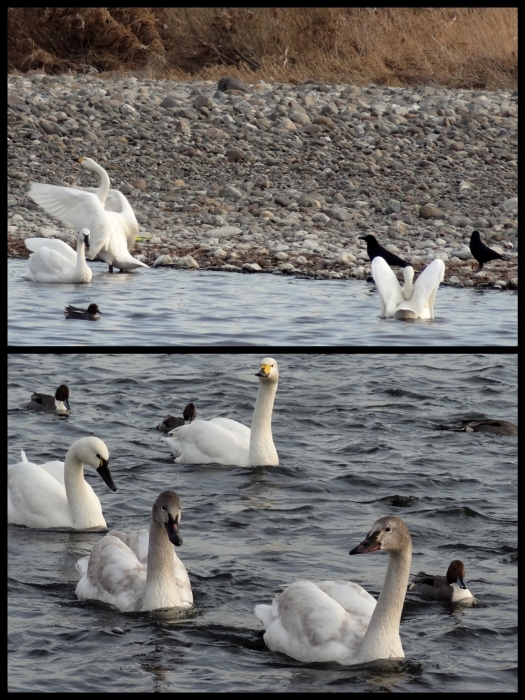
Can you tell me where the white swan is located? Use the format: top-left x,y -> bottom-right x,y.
8,437 -> 116,529
255,515 -> 412,665
371,256 -> 445,319
162,358 -> 279,467
27,157 -> 147,272
408,559 -> 474,603
75,490 -> 193,612
22,229 -> 92,283
28,384 -> 71,414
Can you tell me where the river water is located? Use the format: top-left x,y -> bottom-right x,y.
8,353 -> 517,692
8,261 -> 517,346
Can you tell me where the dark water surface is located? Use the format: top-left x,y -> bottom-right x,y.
8,260 -> 517,346
8,354 -> 517,692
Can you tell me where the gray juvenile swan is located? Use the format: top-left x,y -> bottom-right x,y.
255,515 -> 412,665
28,384 -> 71,415
408,559 -> 474,603
75,490 -> 193,612
8,437 -> 116,529
162,358 -> 279,466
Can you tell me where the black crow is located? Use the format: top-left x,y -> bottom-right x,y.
469,230 -> 509,270
359,234 -> 409,267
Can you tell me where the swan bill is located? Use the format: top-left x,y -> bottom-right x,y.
349,530 -> 381,555
96,460 -> 117,492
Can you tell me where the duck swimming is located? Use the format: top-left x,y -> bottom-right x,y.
64,303 -> 102,320
156,403 -> 196,433
408,559 -> 474,603
28,384 -> 71,415
435,418 -> 517,436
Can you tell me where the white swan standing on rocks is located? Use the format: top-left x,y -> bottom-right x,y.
8,437 -> 116,529
75,490 -> 193,612
255,515 -> 412,665
22,228 -> 92,283
162,358 -> 279,467
371,256 -> 445,319
27,157 -> 147,273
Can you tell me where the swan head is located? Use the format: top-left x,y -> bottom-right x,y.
79,228 -> 91,250
77,157 -> 99,171
403,266 -> 414,286
349,515 -> 411,556
55,384 -> 70,410
256,357 -> 279,383
183,403 -> 196,422
153,490 -> 183,546
67,437 -> 116,492
446,560 -> 468,589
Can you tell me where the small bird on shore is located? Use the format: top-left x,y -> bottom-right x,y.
64,303 -> 102,320
359,234 -> 409,267
469,230 -> 509,270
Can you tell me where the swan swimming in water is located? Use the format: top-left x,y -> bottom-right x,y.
75,490 -> 193,612
408,559 -> 474,603
162,358 -> 279,467
8,437 -> 116,529
22,229 -> 92,284
255,515 -> 412,665
371,256 -> 445,319
28,157 -> 147,273
28,384 -> 71,414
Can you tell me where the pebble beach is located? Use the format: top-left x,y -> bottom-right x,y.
8,72 -> 518,289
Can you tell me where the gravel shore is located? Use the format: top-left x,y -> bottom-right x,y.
8,72 -> 518,289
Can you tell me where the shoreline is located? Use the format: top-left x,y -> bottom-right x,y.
8,73 -> 517,290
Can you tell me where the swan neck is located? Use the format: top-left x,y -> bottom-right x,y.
63,452 -> 97,528
358,545 -> 412,662
142,519 -> 181,609
75,238 -> 86,272
91,162 -> 110,202
249,378 -> 278,465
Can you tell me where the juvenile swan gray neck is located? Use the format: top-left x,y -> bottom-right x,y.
350,515 -> 412,664
141,491 -> 185,611
249,357 -> 279,466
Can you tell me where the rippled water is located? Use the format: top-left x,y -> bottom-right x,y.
8,353 -> 517,692
8,260 -> 517,346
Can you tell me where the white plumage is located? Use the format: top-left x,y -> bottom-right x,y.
22,228 -> 92,283
162,358 -> 279,467
8,437 -> 116,529
27,157 -> 147,272
371,256 -> 445,319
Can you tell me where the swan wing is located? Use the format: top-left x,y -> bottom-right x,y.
78,187 -> 139,250
8,459 -> 73,528
255,580 -> 368,664
395,259 -> 444,319
163,419 -> 251,466
209,417 -> 251,444
371,257 -> 404,317
28,183 -> 106,233
108,529 -> 149,563
38,460 -> 66,484
75,535 -> 146,612
24,238 -> 77,266
316,580 -> 377,619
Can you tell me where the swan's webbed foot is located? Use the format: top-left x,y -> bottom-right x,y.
108,265 -> 114,273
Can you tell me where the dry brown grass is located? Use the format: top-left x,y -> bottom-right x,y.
8,7 -> 517,89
